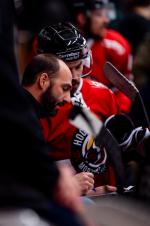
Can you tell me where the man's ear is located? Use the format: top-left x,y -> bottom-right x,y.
38,73 -> 50,91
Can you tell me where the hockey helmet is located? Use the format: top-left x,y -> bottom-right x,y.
37,22 -> 92,77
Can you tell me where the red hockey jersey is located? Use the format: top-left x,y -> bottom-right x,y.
88,29 -> 133,113
40,78 -> 119,187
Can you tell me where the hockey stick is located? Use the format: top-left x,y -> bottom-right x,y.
69,105 -> 125,193
104,62 -> 150,129
69,104 -> 103,137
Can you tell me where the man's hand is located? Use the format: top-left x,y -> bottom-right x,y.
74,172 -> 94,195
87,185 -> 117,197
53,165 -> 83,214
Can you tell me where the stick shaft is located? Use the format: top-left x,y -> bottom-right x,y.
137,93 -> 150,128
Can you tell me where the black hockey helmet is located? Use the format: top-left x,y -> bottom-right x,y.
72,0 -> 111,12
37,22 -> 92,77
88,0 -> 111,10
72,0 -> 116,22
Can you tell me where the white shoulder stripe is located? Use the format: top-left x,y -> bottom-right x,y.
103,39 -> 126,55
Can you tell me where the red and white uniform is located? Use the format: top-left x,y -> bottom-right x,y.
40,78 -> 119,187
88,29 -> 133,113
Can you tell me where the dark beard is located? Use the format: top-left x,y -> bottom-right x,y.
41,85 -> 67,117
41,85 -> 58,117
84,16 -> 106,41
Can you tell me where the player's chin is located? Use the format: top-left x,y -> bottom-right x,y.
71,84 -> 79,96
99,28 -> 107,38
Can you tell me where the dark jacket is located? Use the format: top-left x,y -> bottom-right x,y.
0,1 -> 86,226
0,0 -> 59,211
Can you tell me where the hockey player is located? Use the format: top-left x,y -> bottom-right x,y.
35,22 -> 119,195
72,0 -> 133,113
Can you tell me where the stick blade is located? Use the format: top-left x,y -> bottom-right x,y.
69,105 -> 103,137
104,62 -> 138,101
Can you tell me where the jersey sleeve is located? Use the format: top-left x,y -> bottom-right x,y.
105,29 -> 133,81
88,80 -> 120,119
